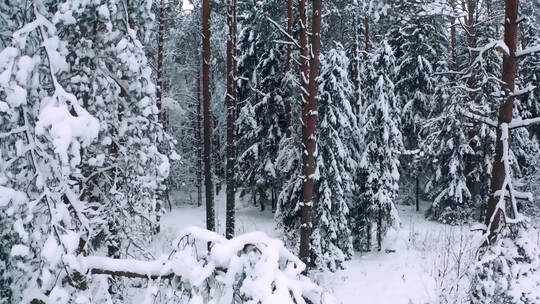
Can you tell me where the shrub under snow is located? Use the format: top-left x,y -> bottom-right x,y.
470,227 -> 540,304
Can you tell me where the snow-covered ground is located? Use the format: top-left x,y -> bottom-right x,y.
159,190 -> 480,304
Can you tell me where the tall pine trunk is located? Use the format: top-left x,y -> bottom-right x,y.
156,0 -> 164,116
196,57 -> 202,207
225,0 -> 237,240
364,17 -> 369,52
298,0 -> 310,265
485,0 -> 518,243
351,16 -> 360,119
202,0 -> 215,231
450,0 -> 457,71
465,0 -> 478,203
284,0 -> 293,131
299,0 -> 322,268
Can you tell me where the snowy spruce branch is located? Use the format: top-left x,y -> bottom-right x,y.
81,227 -> 334,304
485,124 -> 529,240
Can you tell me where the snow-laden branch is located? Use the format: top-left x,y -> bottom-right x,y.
485,124 -> 528,241
509,117 -> 540,129
81,227 -> 334,304
266,17 -> 301,50
515,45 -> 540,58
470,40 -> 509,66
460,110 -> 497,128
511,85 -> 536,97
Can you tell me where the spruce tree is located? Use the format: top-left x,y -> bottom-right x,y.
357,41 -> 402,251
311,46 -> 357,271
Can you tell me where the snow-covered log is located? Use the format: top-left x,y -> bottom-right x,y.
81,227 -> 334,304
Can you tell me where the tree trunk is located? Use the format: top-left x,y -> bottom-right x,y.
465,0 -> 478,204
485,0 -> 518,243
213,115 -> 222,195
225,0 -> 237,240
283,0 -> 293,131
156,0 -> 164,116
259,187 -> 266,212
196,58 -> 202,208
351,16 -> 360,120
416,175 -> 420,212
377,206 -> 382,251
299,0 -> 321,268
450,0 -> 457,71
202,0 -> 215,231
364,17 -> 369,52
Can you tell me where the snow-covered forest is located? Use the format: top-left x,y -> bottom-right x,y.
2,0 -> 540,303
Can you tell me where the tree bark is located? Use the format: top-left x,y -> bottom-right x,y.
416,175 -> 420,212
485,0 -> 518,243
156,0 -> 164,116
298,0 -> 310,265
283,0 -> 293,131
196,57 -> 202,208
351,16 -> 360,120
225,0 -> 237,240
450,0 -> 457,71
465,0 -> 478,203
202,0 -> 215,231
364,17 -> 369,52
299,0 -> 321,268
213,115 -> 222,195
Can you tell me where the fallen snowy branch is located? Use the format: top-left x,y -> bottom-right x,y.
81,227 -> 334,304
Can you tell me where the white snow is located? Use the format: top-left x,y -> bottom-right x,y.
157,191 -> 481,304
10,244 -> 30,257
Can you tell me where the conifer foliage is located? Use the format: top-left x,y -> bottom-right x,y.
311,46 -> 357,270
358,41 -> 403,251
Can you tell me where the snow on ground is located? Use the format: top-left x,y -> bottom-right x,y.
159,190 -> 479,304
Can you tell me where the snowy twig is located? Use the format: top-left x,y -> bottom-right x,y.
266,17 -> 301,49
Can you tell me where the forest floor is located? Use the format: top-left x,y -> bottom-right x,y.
157,189 -> 483,304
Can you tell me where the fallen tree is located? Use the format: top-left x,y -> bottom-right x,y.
78,227 -> 334,304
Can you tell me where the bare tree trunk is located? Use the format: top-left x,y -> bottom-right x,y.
283,0 -> 293,131
299,0 -> 322,268
225,0 -> 237,240
298,0 -> 310,265
213,115 -> 222,195
465,0 -> 478,203
485,0 -> 518,243
196,58 -> 202,208
416,175 -> 420,212
259,187 -> 266,212
377,206 -> 382,251
364,17 -> 369,52
450,0 -> 457,71
202,0 -> 215,231
156,0 -> 164,116
351,16 -> 360,120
